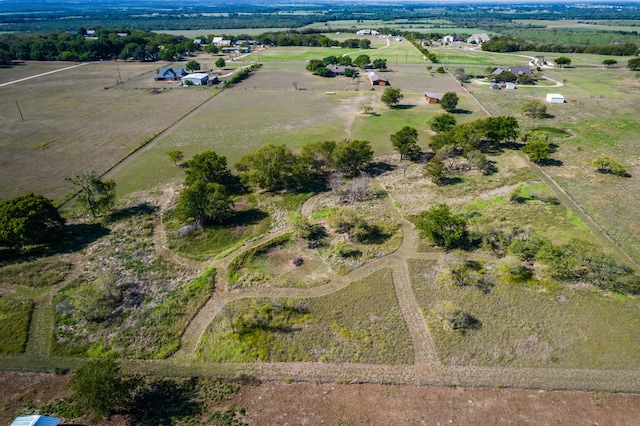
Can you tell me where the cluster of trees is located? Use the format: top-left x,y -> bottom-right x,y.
306,54 -> 387,77
482,36 -> 639,56
0,29 -> 199,63
175,141 -> 375,226
424,115 -> 518,184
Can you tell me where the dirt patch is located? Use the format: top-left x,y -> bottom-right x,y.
4,372 -> 640,425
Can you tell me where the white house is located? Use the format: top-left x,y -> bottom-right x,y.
546,93 -> 566,103
181,73 -> 209,86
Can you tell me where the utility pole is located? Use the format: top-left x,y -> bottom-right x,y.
15,100 -> 24,121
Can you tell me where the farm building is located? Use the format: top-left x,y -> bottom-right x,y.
424,92 -> 439,104
546,93 -> 566,103
207,76 -> 220,85
368,72 -> 389,86
505,82 -> 516,89
11,415 -> 61,426
155,67 -> 187,81
443,35 -> 461,43
467,33 -> 491,44
181,73 -> 209,86
490,83 -> 501,90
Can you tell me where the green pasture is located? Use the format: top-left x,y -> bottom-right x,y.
155,28 -> 289,37
472,66 -> 640,263
410,259 -> 640,368
111,61 -> 477,196
197,268 -> 413,364
254,37 -> 426,64
513,19 -> 640,31
300,19 -> 487,35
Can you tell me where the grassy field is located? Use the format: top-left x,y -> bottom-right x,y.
513,19 -> 640,31
0,299 -> 34,354
197,268 -> 413,364
471,65 -> 640,263
409,258 -> 640,368
155,28 -> 290,37
0,60 -> 214,201
300,19 -> 488,35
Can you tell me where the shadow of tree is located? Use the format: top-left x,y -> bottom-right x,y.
0,223 -> 110,266
128,378 -> 201,426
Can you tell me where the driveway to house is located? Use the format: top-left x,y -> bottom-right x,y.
0,62 -> 89,88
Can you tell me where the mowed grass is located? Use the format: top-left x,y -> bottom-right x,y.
197,268 -> 413,363
0,299 -> 34,354
472,64 -> 640,263
0,60 -> 213,201
255,38 -> 428,65
409,259 -> 640,369
111,62 -> 472,195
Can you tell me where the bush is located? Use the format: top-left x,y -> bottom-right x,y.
415,204 -> 468,250
592,156 -> 628,177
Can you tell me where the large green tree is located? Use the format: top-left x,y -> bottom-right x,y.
391,126 -> 421,160
68,358 -> 137,423
215,57 -> 226,68
521,141 -> 552,163
416,204 -> 469,249
177,181 -> 233,225
185,60 -> 200,71
332,139 -> 374,176
429,113 -> 457,132
236,144 -> 307,191
554,57 -> 571,68
353,54 -> 370,68
592,156 -> 628,176
628,57 -> 640,71
184,150 -> 234,187
381,87 -> 403,108
439,92 -> 459,112
67,171 -> 116,218
0,193 -> 64,248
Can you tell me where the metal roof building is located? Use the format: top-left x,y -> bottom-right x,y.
10,415 -> 61,426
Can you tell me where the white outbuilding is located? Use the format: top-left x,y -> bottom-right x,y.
546,93 -> 566,103
181,73 -> 209,86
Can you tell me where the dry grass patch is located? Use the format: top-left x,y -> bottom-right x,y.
0,258 -> 70,288
409,258 -> 640,368
197,268 -> 413,364
0,299 -> 34,354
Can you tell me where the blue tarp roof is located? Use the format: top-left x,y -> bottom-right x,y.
11,415 -> 61,426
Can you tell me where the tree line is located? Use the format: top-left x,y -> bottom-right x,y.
0,28 -> 198,63
481,36 -> 639,56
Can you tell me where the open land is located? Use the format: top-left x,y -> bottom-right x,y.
1,25 -> 640,425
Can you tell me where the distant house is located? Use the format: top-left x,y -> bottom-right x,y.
508,66 -> 534,78
443,35 -> 461,43
532,56 -> 546,66
467,33 -> 491,44
212,37 -> 224,45
194,39 -> 202,45
85,30 -> 96,36
505,82 -> 516,89
546,93 -> 566,103
11,415 -> 61,426
356,29 -> 381,36
368,72 -> 389,86
425,92 -> 439,104
117,32 -> 129,37
181,73 -> 209,86
491,67 -> 504,76
207,76 -> 220,85
326,64 -> 355,75
155,67 -> 187,81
